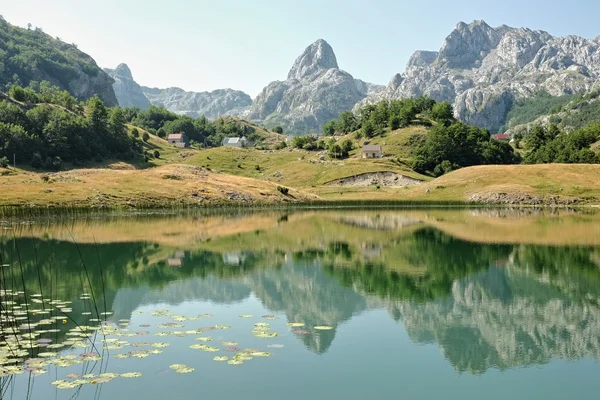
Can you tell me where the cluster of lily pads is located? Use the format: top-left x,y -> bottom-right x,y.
0,289 -> 335,390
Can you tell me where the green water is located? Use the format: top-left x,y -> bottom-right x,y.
1,209 -> 600,399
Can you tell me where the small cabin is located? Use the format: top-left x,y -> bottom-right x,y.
223,137 -> 250,148
362,144 -> 382,159
167,133 -> 188,148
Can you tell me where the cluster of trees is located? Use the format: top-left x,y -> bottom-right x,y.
412,120 -> 520,176
0,84 -> 142,169
322,97 -> 453,138
289,135 -> 353,159
523,123 -> 600,164
124,106 -> 258,148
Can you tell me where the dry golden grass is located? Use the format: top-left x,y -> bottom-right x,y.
402,164 -> 600,204
0,164 -> 317,208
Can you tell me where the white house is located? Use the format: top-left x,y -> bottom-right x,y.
362,144 -> 382,159
223,137 -> 250,148
167,133 -> 188,148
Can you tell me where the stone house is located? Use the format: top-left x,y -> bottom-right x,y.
362,144 -> 382,159
167,133 -> 188,148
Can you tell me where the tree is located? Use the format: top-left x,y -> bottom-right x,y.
156,128 -> 166,138
341,139 -> 353,157
273,126 -> 284,134
389,114 -> 402,130
371,101 -> 390,128
153,150 -> 160,159
0,156 -> 8,168
8,85 -> 27,102
322,120 -> 336,136
431,102 -> 454,125
131,128 -> 139,138
328,143 -> 342,159
142,132 -> 150,142
361,119 -> 379,138
337,111 -> 358,133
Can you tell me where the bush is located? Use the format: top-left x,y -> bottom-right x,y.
273,126 -> 284,134
142,132 -> 150,142
153,150 -> 160,159
0,156 -> 9,168
156,128 -> 166,139
31,152 -> 43,169
255,165 -> 261,171
275,140 -> 287,150
41,175 -> 50,183
131,128 -> 139,138
277,186 -> 289,195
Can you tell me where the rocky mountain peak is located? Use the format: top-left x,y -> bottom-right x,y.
438,19 -> 502,68
114,63 -> 133,78
407,51 -> 438,68
287,39 -> 339,80
104,63 -> 151,110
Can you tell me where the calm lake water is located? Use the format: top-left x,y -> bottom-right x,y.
1,209 -> 600,399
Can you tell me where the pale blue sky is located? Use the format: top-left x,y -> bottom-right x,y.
2,0 -> 598,96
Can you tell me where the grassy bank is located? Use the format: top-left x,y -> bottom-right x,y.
2,163 -> 600,209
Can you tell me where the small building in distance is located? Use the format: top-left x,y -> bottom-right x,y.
493,133 -> 510,141
223,137 -> 251,148
167,133 -> 188,148
362,144 -> 383,159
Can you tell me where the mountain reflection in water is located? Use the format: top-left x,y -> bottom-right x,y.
1,209 -> 600,373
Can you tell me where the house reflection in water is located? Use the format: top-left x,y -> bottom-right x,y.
223,253 -> 246,266
168,251 -> 186,267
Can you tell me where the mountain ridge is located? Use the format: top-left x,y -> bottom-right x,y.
356,20 -> 600,132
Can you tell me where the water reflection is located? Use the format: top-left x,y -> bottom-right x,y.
1,209 -> 600,373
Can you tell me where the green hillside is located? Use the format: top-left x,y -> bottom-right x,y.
0,16 -> 117,105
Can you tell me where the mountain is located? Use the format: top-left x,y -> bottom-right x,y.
357,20 -> 600,132
246,39 -> 385,133
104,63 -> 151,109
140,86 -> 252,119
0,16 -> 117,105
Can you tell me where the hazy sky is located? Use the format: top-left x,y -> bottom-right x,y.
2,0 -> 599,96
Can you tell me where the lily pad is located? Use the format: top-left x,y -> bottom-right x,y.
314,326 -> 334,331
121,372 -> 142,378
175,367 -> 194,374
213,356 -> 228,362
286,322 -> 305,327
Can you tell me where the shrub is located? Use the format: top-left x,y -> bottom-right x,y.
0,156 -> 9,168
142,132 -> 150,142
277,186 -> 289,195
275,141 -> 287,150
273,126 -> 283,134
255,165 -> 261,171
153,150 -> 160,159
31,152 -> 43,169
131,128 -> 139,138
156,128 -> 166,138
41,175 -> 50,183
162,174 -> 182,180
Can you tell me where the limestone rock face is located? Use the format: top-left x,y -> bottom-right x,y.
247,39 -> 383,133
104,64 -> 151,110
358,20 -> 600,131
141,86 -> 252,119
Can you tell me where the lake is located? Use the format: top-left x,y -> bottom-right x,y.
1,209 -> 600,399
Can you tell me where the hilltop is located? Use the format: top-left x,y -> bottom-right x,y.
0,16 -> 117,105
